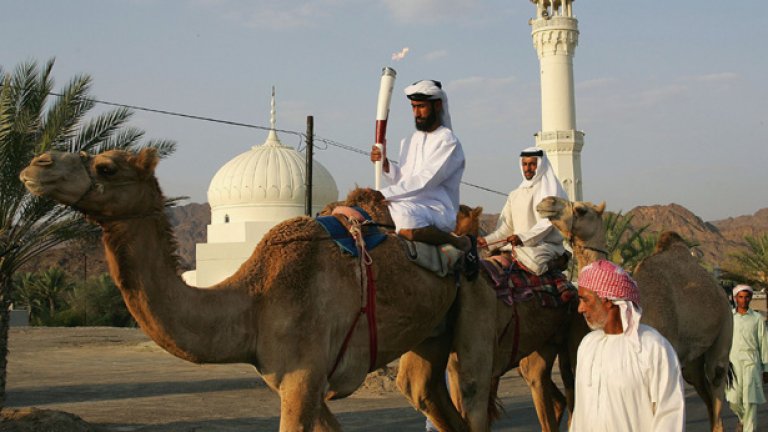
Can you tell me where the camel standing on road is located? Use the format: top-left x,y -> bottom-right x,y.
536,196 -> 733,432
21,149 -> 498,431
20,149 -> 585,431
454,205 -> 581,431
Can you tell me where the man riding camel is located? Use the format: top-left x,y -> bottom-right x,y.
478,147 -> 567,275
370,79 -> 478,279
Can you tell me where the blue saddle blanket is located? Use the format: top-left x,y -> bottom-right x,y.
316,207 -> 388,257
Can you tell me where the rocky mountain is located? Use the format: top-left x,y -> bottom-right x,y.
19,202 -> 767,280
623,203 -> 752,269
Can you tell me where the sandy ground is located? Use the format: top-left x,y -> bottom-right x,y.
2,327 -> 764,431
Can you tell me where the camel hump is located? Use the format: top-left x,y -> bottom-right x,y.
654,231 -> 686,254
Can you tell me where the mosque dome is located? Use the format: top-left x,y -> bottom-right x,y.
206,90 -> 338,221
207,130 -> 337,209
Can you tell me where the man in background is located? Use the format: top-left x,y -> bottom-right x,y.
727,284 -> 768,432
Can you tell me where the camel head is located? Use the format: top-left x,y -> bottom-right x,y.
536,195 -> 606,243
454,205 -> 483,237
20,149 -> 164,222
341,187 -> 395,228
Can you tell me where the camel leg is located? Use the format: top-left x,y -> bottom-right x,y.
518,348 -> 565,432
278,369 -> 341,432
451,278 -> 497,431
682,357 -> 724,432
398,332 -> 468,432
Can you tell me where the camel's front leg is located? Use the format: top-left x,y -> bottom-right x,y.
450,277 -> 497,431
278,369 -> 341,432
518,347 -> 566,432
397,331 -> 468,432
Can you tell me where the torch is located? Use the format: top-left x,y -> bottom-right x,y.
374,67 -> 396,190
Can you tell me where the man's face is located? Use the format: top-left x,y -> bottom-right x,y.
735,291 -> 753,310
521,156 -> 538,180
577,287 -> 612,330
412,100 -> 441,132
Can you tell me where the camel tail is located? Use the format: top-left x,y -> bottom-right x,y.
487,377 -> 505,423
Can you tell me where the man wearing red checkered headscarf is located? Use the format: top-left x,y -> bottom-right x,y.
569,260 -> 685,432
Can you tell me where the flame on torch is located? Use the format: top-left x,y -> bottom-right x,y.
392,47 -> 410,62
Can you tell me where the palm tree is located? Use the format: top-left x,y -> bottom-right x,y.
0,59 -> 175,405
727,234 -> 768,287
603,211 -> 653,271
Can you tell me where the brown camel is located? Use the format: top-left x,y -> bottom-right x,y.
453,205 -> 580,432
536,195 -> 734,432
20,149 -> 499,431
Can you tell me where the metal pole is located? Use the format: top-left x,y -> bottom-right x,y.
305,116 -> 314,216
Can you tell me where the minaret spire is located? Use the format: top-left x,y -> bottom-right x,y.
530,0 -> 584,200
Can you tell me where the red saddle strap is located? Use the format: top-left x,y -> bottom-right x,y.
328,233 -> 378,379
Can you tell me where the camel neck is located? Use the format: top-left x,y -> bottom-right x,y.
100,214 -> 257,364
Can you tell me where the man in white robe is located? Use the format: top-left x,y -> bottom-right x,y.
570,259 -> 685,432
726,284 -> 768,432
370,79 -> 478,279
477,147 -> 566,275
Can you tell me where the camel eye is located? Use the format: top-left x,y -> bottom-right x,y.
96,164 -> 117,177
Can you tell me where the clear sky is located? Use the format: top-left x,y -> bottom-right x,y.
3,0 -> 766,221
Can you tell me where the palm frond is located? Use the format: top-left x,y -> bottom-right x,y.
70,107 -> 133,152
39,74 -> 94,152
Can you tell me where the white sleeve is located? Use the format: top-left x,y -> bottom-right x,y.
484,193 -> 514,248
380,135 -> 462,201
517,218 -> 555,246
649,338 -> 686,431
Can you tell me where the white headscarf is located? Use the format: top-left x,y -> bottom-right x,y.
404,80 -> 452,130
518,146 -> 567,201
733,284 -> 754,297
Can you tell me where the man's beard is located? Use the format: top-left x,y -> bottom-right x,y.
585,314 -> 608,331
414,109 -> 439,132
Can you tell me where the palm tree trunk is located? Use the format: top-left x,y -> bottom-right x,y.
0,276 -> 11,407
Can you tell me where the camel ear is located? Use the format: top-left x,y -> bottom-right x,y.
595,201 -> 606,215
472,206 -> 483,217
134,148 -> 159,176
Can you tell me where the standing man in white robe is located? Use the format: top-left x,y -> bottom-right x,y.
570,259 -> 685,431
477,147 -> 567,275
726,284 -> 768,432
370,79 -> 478,279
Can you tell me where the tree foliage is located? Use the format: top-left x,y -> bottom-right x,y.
0,58 -> 175,405
726,234 -> 768,287
603,211 -> 653,271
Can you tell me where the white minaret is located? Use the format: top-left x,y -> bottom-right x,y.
530,0 -> 584,200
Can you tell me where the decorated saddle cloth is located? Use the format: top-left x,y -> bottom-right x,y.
480,253 -> 576,308
315,207 -> 387,257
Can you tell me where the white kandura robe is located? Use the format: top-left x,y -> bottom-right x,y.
570,324 -> 686,432
483,186 -> 565,275
380,125 -> 465,232
726,309 -> 768,412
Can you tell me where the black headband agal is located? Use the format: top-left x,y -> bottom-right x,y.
520,149 -> 544,157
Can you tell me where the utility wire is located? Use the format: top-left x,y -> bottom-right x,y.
8,85 -> 507,197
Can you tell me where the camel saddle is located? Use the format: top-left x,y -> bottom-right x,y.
398,239 -> 463,278
316,206 -> 387,257
480,254 -> 576,308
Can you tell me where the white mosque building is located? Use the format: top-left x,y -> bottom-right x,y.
183,90 -> 339,287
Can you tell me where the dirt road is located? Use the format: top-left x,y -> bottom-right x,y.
3,327 -> 759,431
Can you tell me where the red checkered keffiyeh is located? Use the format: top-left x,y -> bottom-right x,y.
578,260 -> 640,306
